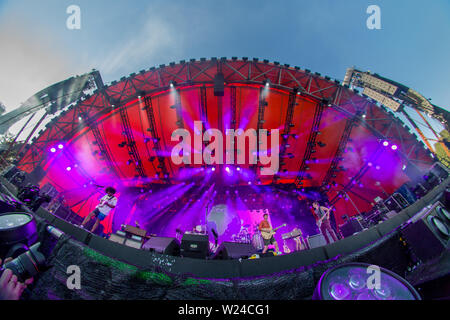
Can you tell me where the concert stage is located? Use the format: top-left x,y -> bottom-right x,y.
2,58 -> 449,300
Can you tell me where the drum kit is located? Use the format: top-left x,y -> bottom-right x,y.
231,223 -> 264,250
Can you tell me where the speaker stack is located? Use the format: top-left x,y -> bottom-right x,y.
402,202 -> 450,262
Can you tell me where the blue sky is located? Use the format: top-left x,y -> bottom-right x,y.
0,0 -> 449,115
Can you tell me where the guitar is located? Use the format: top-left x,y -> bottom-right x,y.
283,242 -> 291,254
316,206 -> 333,228
260,223 -> 286,240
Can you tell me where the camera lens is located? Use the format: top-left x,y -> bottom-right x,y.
1,243 -> 46,282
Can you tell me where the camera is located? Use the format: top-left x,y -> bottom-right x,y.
0,243 -> 47,282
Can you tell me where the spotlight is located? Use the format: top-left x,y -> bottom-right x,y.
237,167 -> 241,171
313,263 -> 421,300
225,167 -> 230,173
169,80 -> 177,88
211,167 -> 216,172
263,79 -> 270,87
66,166 -> 72,171
58,144 -> 64,149
50,147 -> 56,153
382,141 -> 389,147
391,145 -> 398,151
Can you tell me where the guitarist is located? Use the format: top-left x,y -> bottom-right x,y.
258,213 -> 281,254
312,201 -> 338,244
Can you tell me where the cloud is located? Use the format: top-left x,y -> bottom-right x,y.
0,14 -> 86,111
94,4 -> 185,78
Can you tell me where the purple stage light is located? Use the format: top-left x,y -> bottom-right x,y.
313,263 -> 421,300
211,167 -> 216,172
391,145 -> 398,151
237,167 -> 241,171
66,166 -> 72,171
382,141 -> 389,147
225,167 -> 230,173
50,147 -> 56,153
58,144 -> 64,149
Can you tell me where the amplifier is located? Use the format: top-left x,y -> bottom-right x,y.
307,234 -> 327,249
385,193 -> 408,212
109,231 -> 126,244
124,235 -> 143,249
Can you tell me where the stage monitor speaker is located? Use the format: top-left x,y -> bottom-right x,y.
142,236 -> 180,256
213,242 -> 256,260
324,227 -> 381,259
35,207 -> 57,224
51,216 -> 91,244
307,234 -> 327,249
340,218 -> 364,238
402,202 -> 449,262
50,204 -> 71,220
180,233 -> 209,259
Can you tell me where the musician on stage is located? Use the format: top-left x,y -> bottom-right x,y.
312,201 -> 338,244
258,213 -> 280,254
292,227 -> 306,251
80,187 -> 117,233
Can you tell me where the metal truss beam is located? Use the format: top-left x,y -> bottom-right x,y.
322,114 -> 359,188
118,105 -> 147,178
295,102 -> 326,187
143,96 -> 170,181
17,58 -> 434,179
274,88 -> 298,183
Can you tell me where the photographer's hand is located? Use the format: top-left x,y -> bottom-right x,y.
0,258 -> 33,300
